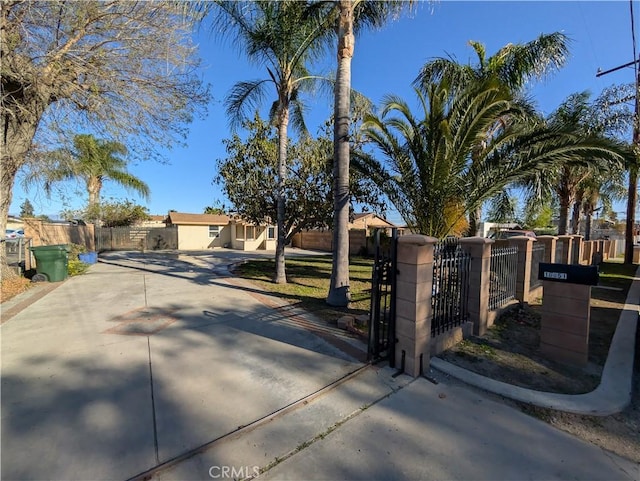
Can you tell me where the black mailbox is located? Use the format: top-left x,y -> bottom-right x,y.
538,263 -> 599,286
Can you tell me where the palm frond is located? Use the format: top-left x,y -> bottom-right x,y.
225,79 -> 270,130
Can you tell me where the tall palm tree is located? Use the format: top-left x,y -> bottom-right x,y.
28,134 -> 149,210
307,0 -> 411,306
354,79 -> 633,238
414,33 -> 570,235
212,1 -> 327,284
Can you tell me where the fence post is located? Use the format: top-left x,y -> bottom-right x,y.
557,235 -> 573,264
508,236 -> 534,304
395,234 -> 438,377
536,235 -> 557,263
459,237 -> 493,336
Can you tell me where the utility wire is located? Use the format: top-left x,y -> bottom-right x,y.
631,0 -> 638,76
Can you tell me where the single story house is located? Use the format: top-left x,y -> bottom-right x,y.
229,218 -> 277,251
349,213 -> 397,236
166,212 -> 277,251
136,215 -> 167,228
166,212 -> 232,250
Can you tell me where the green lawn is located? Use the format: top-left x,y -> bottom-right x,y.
594,261 -> 638,304
233,255 -> 374,323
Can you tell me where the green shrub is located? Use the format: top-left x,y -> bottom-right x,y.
68,258 -> 89,276
68,243 -> 88,257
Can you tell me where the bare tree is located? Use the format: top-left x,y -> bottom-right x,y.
1,0 -> 209,275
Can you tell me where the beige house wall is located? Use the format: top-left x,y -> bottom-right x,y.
176,224 -> 231,250
230,222 -> 276,251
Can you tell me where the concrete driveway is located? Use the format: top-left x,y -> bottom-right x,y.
1,249 -> 365,480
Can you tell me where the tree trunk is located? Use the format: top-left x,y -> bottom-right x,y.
327,0 -> 353,307
585,210 -> 593,241
274,105 -> 290,284
1,99 -> 43,277
87,177 -> 102,207
558,196 -> 570,235
570,200 -> 581,235
468,206 -> 481,237
624,166 -> 637,264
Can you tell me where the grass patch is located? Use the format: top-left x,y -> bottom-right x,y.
593,261 -> 637,304
233,255 -> 373,324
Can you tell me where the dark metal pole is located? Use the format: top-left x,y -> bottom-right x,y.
597,57 -> 640,264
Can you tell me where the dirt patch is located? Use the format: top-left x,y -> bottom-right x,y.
1,276 -> 33,303
437,274 -> 640,463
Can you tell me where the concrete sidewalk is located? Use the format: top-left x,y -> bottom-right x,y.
259,376 -> 639,481
149,363 -> 639,481
1,251 -> 366,481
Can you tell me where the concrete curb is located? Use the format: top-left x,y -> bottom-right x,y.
432,264 -> 640,416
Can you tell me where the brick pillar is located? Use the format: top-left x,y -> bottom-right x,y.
459,237 -> 493,336
540,282 -> 591,366
536,235 -> 557,263
395,235 -> 438,377
557,235 -> 573,264
508,236 -> 534,304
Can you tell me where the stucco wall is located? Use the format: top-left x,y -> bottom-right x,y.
177,224 -> 231,250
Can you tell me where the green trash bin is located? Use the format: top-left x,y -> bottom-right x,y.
29,244 -> 70,282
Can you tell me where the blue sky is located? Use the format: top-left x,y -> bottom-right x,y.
10,1 -> 637,223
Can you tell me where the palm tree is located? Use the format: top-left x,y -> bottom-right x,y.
414,33 -> 570,235
354,79 -> 633,238
307,0 -> 411,307
29,134 -> 149,210
576,171 -> 626,240
519,88 -> 634,236
212,0 -> 326,284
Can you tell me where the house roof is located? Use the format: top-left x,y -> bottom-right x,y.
148,215 -> 166,222
167,212 -> 230,225
350,212 -> 396,228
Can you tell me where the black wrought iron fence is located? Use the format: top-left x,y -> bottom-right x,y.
367,229 -> 398,365
489,246 -> 518,310
431,239 -> 470,336
530,244 -> 545,289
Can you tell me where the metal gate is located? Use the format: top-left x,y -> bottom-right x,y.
95,226 -> 178,251
431,238 -> 471,336
367,228 -> 398,366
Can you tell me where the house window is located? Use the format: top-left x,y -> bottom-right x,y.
267,226 -> 276,240
246,226 -> 255,240
236,224 -> 244,239
209,225 -> 220,238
